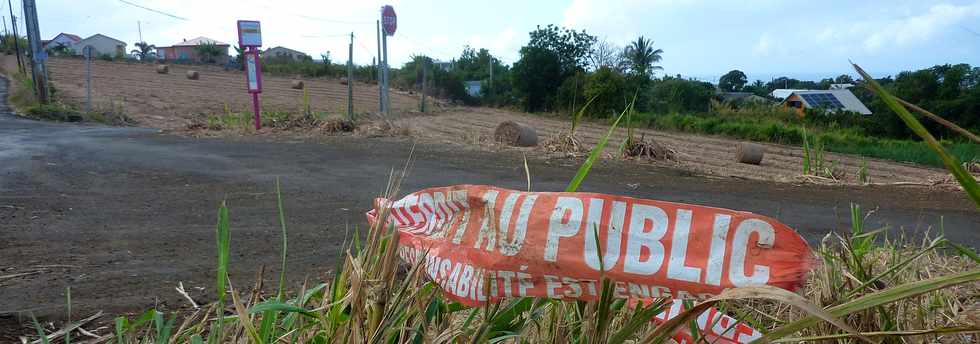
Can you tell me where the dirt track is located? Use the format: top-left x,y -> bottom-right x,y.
45,57 -> 421,130
396,107 -> 951,186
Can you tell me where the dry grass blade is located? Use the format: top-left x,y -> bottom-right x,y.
763,269 -> 980,341
28,312 -> 103,344
771,326 -> 980,343
642,286 -> 875,344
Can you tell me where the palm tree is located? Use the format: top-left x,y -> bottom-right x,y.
234,45 -> 245,70
131,41 -> 156,61
194,42 -> 223,64
623,36 -> 663,78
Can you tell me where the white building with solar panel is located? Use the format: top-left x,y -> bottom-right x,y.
782,90 -> 872,116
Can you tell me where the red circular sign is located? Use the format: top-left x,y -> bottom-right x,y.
382,5 -> 397,36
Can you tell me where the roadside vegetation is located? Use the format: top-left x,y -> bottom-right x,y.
375,25 -> 980,168
0,65 -> 132,125
23,65 -> 980,343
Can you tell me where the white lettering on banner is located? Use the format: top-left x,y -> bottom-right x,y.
705,214 -> 731,286
623,204 -> 668,275
418,193 -> 435,233
667,209 -> 701,283
449,190 -> 471,244
584,199 -> 626,271
545,197 -> 584,262
501,195 -> 537,256
729,219 -> 774,286
429,192 -> 447,235
473,190 -> 500,250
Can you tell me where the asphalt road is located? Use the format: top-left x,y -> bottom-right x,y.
1,80 -> 976,328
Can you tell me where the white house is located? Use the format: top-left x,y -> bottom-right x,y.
262,46 -> 309,61
769,89 -> 811,100
73,34 -> 127,57
42,33 -> 82,50
464,81 -> 481,97
783,90 -> 872,115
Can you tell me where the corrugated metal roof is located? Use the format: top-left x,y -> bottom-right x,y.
77,34 -> 126,46
790,90 -> 872,115
770,89 -> 811,99
171,37 -> 229,47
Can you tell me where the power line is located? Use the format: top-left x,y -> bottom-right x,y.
117,0 -> 187,21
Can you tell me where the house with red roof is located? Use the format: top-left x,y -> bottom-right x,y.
42,33 -> 82,50
157,37 -> 230,64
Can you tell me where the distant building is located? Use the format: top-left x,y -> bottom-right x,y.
433,60 -> 453,71
157,37 -> 230,64
72,34 -> 126,57
717,92 -> 769,104
463,81 -> 482,97
262,46 -> 309,61
829,83 -> 854,90
783,90 -> 872,115
769,89 -> 811,100
42,33 -> 82,50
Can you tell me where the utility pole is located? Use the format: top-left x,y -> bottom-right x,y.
137,20 -> 143,42
8,0 -> 22,73
2,16 -> 7,37
420,60 -> 426,113
347,32 -> 353,120
488,57 -> 493,101
376,20 -> 383,114
22,0 -> 48,103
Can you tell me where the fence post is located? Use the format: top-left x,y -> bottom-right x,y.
421,61 -> 426,113
85,46 -> 92,112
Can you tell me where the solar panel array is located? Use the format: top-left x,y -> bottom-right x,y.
800,93 -> 844,109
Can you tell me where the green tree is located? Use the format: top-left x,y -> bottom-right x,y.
512,46 -> 561,112
650,76 -> 715,113
718,69 -> 748,92
526,24 -> 597,75
834,74 -> 854,84
233,45 -> 246,70
130,41 -> 156,61
623,36 -> 663,78
584,66 -> 628,117
743,79 -> 767,96
194,42 -> 223,64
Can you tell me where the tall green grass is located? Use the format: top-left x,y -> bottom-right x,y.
645,111 -> 980,167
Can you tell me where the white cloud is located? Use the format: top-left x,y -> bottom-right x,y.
815,2 -> 980,53
752,33 -> 771,56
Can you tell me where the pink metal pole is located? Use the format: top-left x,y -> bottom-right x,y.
252,92 -> 261,130
249,47 -> 263,130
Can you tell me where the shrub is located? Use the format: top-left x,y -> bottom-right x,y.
583,66 -> 628,118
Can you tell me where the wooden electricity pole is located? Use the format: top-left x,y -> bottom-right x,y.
22,0 -> 48,103
347,32 -> 354,120
8,0 -> 22,73
420,61 -> 427,113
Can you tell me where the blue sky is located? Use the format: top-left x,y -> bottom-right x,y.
26,0 -> 980,82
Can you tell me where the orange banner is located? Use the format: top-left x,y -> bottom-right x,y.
367,185 -> 813,307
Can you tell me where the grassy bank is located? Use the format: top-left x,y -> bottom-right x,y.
635,109 -> 980,168
0,62 -> 132,124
